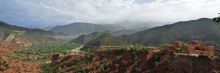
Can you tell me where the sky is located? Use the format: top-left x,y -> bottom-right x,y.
0,0 -> 220,28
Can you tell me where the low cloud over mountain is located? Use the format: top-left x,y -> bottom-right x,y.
0,0 -> 219,28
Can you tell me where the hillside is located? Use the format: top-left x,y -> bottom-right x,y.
86,33 -> 127,45
69,26 -> 151,44
0,56 -> 39,73
50,22 -> 121,37
69,32 -> 104,44
82,33 -> 131,51
0,21 -> 59,47
46,50 -> 220,73
112,26 -> 151,36
121,18 -> 220,47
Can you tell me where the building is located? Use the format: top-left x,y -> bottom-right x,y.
186,40 -> 215,58
162,41 -> 182,52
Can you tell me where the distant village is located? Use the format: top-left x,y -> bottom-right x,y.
161,40 -> 215,59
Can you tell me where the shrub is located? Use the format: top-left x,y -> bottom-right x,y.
0,60 -> 9,71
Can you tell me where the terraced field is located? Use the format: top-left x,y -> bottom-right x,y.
4,31 -> 25,42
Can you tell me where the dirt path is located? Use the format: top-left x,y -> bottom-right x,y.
70,45 -> 84,55
71,45 -> 84,53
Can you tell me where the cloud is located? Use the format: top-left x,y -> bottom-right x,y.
0,0 -> 220,27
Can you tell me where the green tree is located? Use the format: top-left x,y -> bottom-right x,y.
213,13 -> 220,23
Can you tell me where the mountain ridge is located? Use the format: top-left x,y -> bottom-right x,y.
50,22 -> 122,37
121,18 -> 220,47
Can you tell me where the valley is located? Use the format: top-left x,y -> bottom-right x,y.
0,18 -> 220,73
1,0 -> 220,72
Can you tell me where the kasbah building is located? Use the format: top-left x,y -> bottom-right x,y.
162,40 -> 215,59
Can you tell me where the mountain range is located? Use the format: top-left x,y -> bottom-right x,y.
70,18 -> 220,51
1,18 -> 220,50
121,18 -> 220,48
50,22 -> 123,37
49,22 -> 153,37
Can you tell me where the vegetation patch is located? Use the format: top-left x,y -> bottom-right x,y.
0,60 -> 9,71
11,43 -> 80,62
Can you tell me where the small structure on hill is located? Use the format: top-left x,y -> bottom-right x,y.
187,40 -> 215,58
162,40 -> 215,58
163,41 -> 182,52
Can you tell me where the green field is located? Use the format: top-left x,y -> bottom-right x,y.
11,43 -> 81,62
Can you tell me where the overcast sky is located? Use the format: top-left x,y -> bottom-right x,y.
0,0 -> 220,28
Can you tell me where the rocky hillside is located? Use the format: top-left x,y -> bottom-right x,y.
121,18 -> 220,47
0,56 -> 39,73
48,50 -> 220,73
